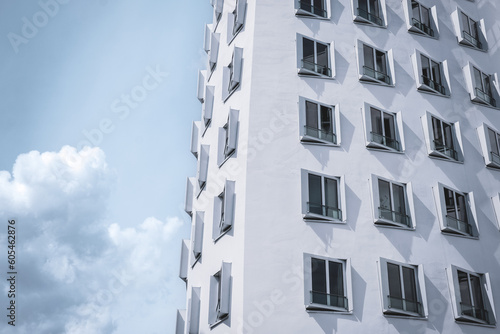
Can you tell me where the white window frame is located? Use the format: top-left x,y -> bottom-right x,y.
179,239 -> 189,282
197,145 -> 209,194
356,40 -> 395,86
185,177 -> 196,216
491,193 -> 500,231
301,169 -> 346,223
295,0 -> 330,20
303,253 -> 353,313
208,32 -> 220,77
421,111 -> 463,162
202,85 -> 215,133
213,180 -> 236,241
218,109 -> 239,166
351,0 -> 387,28
410,50 -> 450,96
203,24 -> 212,54
378,258 -> 428,318
211,0 -> 224,28
451,7 -> 487,51
433,182 -> 478,238
402,0 -> 438,38
223,47 -> 243,101
369,174 -> 415,230
446,265 -> 497,327
196,70 -> 206,103
185,287 -> 201,334
176,309 -> 186,334
209,262 -> 232,328
191,212 -> 204,267
296,33 -> 335,79
362,102 -> 404,153
477,123 -> 500,169
190,121 -> 200,158
463,62 -> 499,109
299,96 -> 341,146
227,0 -> 246,44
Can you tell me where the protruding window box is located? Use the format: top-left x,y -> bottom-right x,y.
403,0 -> 438,38
451,7 -> 488,52
295,0 -> 329,19
184,177 -> 196,216
209,262 -> 232,328
356,40 -> 394,86
477,123 -> 500,169
190,121 -> 200,158
352,0 -> 387,27
191,212 -> 204,267
363,103 -> 404,153
227,0 -> 246,43
175,309 -> 186,334
179,239 -> 189,282
421,112 -> 463,163
299,97 -> 341,147
196,70 -> 206,103
213,180 -> 236,241
464,62 -> 499,109
186,287 -> 201,333
297,34 -> 335,79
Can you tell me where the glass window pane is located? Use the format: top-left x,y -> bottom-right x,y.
411,1 -> 420,21
444,188 -> 456,219
470,20 -> 479,39
375,50 -> 387,75
470,275 -> 485,310
443,123 -> 454,150
458,270 -> 472,306
328,261 -> 344,297
431,61 -> 441,84
324,178 -> 339,215
383,112 -> 395,139
363,45 -> 374,70
303,38 -> 315,64
369,0 -> 380,18
306,101 -> 318,128
484,75 -> 492,96
308,174 -> 322,215
378,179 -> 392,211
432,117 -> 443,144
421,55 -> 430,79
461,13 -> 470,34
311,258 -> 327,305
359,0 -> 368,12
387,263 -> 402,299
371,108 -> 383,134
316,42 -> 328,69
455,193 -> 468,223
392,184 -> 406,216
488,129 -> 499,155
402,267 -> 417,302
473,68 -> 483,91
313,0 -> 324,11
421,6 -> 430,27
320,106 -> 332,133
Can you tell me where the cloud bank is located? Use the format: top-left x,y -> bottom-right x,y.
0,146 -> 183,334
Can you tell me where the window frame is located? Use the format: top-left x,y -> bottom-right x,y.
477,123 -> 500,169
295,0 -> 330,20
207,32 -> 220,78
212,0 -> 224,28
213,180 -> 236,241
301,169 -> 346,223
190,121 -> 200,158
296,33 -> 335,79
179,239 -> 189,282
452,7 -> 487,51
362,103 -> 404,153
433,182 -> 478,238
227,0 -> 246,44
491,193 -> 500,231
191,211 -> 204,267
446,265 -> 497,327
463,62 -> 498,109
421,111 -> 463,162
218,109 -> 239,166
298,96 -> 341,146
403,0 -> 438,38
303,253 -> 353,313
202,85 -> 215,133
184,177 -> 196,216
369,174 -> 415,230
209,262 -> 232,328
186,287 -> 201,334
223,47 -> 243,101
351,0 -> 387,28
197,70 -> 206,103
411,50 -> 450,96
196,145 -> 210,195
356,40 -> 394,86
378,258 -> 428,318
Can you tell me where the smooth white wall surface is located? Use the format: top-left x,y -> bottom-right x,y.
182,0 -> 500,333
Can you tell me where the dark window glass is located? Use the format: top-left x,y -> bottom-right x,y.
458,270 -> 472,306
455,193 -> 468,223
306,101 -> 318,128
470,275 -> 485,311
421,55 -> 430,79
308,174 -> 322,215
320,106 -> 332,134
371,108 -> 383,134
324,178 -> 338,212
316,42 -> 328,69
303,38 -> 315,64
329,261 -> 344,298
431,61 -> 441,84
363,45 -> 374,70
383,112 -> 395,139
488,129 -> 499,155
393,184 -> 406,216
402,267 -> 417,303
388,263 -> 403,308
444,188 -> 456,219
375,50 -> 387,75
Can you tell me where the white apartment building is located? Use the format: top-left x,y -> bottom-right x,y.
177,0 -> 500,333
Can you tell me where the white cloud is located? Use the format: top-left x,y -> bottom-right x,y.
0,146 -> 184,334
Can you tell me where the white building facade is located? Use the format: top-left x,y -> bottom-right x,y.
177,0 -> 500,333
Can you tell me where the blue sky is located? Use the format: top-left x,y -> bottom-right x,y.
0,1 -> 211,333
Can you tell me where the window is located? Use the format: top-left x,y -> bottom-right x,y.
191,212 -> 204,266
295,0 -> 328,19
299,97 -> 340,146
434,183 -> 477,238
213,180 -> 235,240
404,0 -> 437,38
301,169 -> 345,223
223,47 -> 243,101
179,239 -> 189,282
175,309 -> 186,334
421,112 -> 463,162
297,34 -> 334,78
464,63 -> 498,108
447,265 -> 496,326
209,262 -> 232,328
197,145 -> 209,193
452,8 -> 487,51
379,258 -> 427,318
186,287 -> 201,334
228,0 -> 246,42
190,121 -> 200,158
202,85 -> 215,131
197,70 -> 206,103
208,32 -> 220,74
363,104 -> 403,152
356,41 -> 394,86
304,254 -> 353,313
218,109 -> 239,165
477,123 -> 500,169
370,175 -> 414,229
352,0 -> 386,27
184,177 -> 196,216
212,0 -> 224,25
411,50 -> 449,96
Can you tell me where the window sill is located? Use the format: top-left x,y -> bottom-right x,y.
408,26 -> 437,39
223,84 -> 239,103
213,227 -> 231,243
209,315 -> 229,329
295,10 -> 330,20
366,143 -> 403,154
458,39 -> 488,53
428,152 -> 462,163
228,26 -> 243,46
375,219 -> 414,231
298,68 -> 334,80
417,85 -> 449,98
300,136 -> 339,147
353,16 -> 386,28
470,98 -> 499,110
455,316 -> 496,328
486,162 -> 500,170
359,75 -> 393,87
303,214 -> 345,224
191,255 -> 201,268
306,304 -> 351,314
218,151 -> 235,168
383,312 -> 427,320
